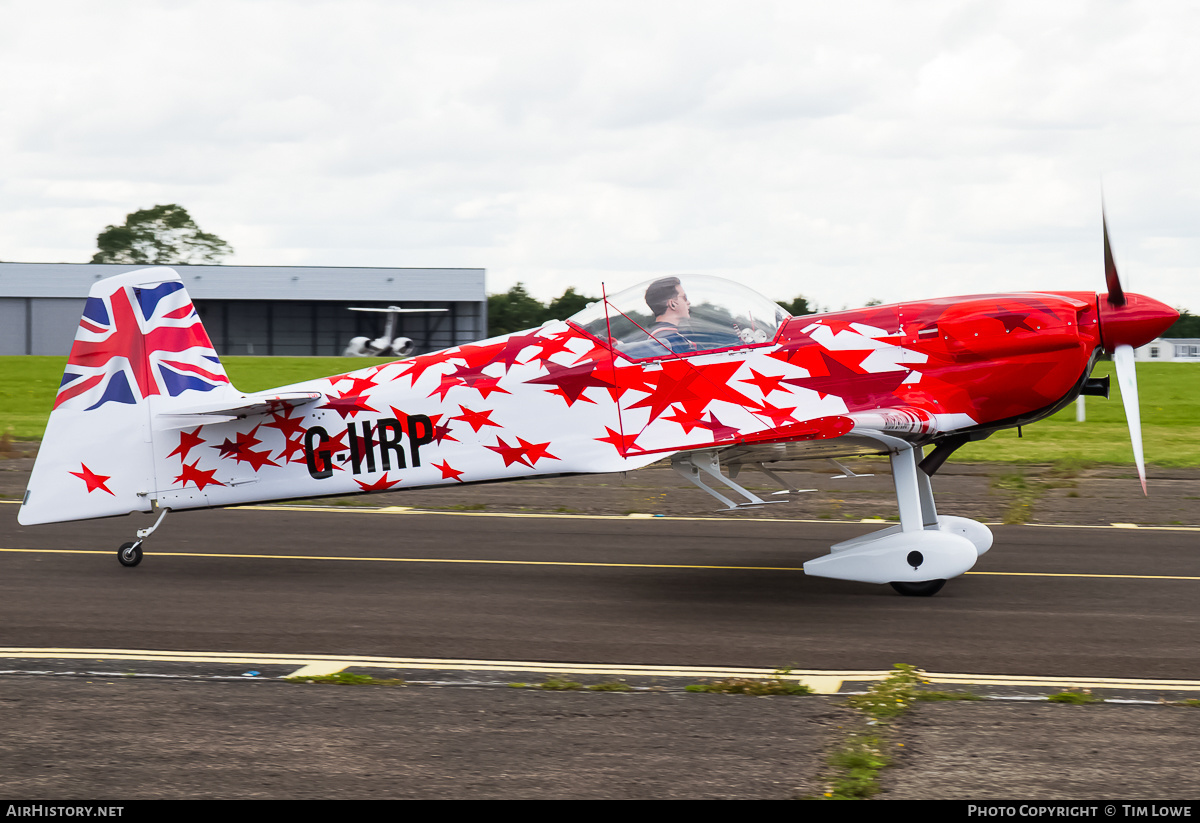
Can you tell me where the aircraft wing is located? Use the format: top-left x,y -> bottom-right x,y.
718,432 -> 892,468
672,406 -> 955,469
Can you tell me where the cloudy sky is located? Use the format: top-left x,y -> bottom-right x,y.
2,0 -> 1198,313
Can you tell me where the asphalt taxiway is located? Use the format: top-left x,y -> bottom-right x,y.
2,474 -> 1199,799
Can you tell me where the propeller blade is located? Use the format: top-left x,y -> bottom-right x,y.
1113,344 -> 1146,495
1103,210 -> 1126,307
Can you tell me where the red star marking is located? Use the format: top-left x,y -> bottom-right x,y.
545,386 -> 597,406
696,412 -> 740,441
431,360 -> 511,400
527,331 -> 577,361
468,375 -> 510,400
750,400 -> 798,427
993,309 -> 1038,334
336,374 -> 381,396
492,331 -> 544,369
322,427 -> 352,472
595,426 -> 642,455
739,369 -> 788,398
487,437 -> 531,468
605,359 -> 654,401
782,352 -> 909,408
486,436 -> 559,469
451,405 -> 501,433
355,474 -> 403,492
319,393 -> 378,419
428,376 -> 460,402
430,360 -> 508,400
213,426 -> 265,460
239,448 -> 279,473
626,360 -> 706,422
431,415 -> 457,444
395,351 -> 456,387
167,427 -> 205,462
625,360 -> 753,423
265,409 -> 306,439
527,361 -> 614,406
433,460 -> 465,482
214,437 -> 241,458
277,435 -> 307,464
567,336 -> 613,366
389,406 -> 457,445
174,460 -> 224,491
516,437 -> 559,467
452,341 -> 508,369
661,409 -> 708,434
69,463 -> 115,496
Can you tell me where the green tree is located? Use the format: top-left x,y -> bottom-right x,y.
545,287 -> 596,320
778,295 -> 819,316
488,283 -> 547,336
92,204 -> 233,265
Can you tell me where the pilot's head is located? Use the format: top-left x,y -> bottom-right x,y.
646,277 -> 690,322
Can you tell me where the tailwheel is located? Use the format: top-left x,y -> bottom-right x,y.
890,579 -> 946,597
118,542 -> 143,568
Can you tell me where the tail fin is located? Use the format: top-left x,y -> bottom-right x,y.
19,267 -> 238,525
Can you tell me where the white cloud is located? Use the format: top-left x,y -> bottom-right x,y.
1,0 -> 1197,313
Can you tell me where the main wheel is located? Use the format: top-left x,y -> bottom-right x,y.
118,542 -> 143,567
890,579 -> 945,597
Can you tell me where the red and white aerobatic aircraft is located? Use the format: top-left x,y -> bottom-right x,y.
18,220 -> 1177,595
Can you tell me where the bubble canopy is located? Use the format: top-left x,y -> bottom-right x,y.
567,275 -> 792,360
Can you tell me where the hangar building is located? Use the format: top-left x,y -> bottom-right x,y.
0,263 -> 487,357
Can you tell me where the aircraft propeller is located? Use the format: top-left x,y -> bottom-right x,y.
1095,210 -> 1177,495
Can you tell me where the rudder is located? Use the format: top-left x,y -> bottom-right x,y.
19,267 -> 237,525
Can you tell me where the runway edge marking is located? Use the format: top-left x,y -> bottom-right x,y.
3,648 -> 1200,695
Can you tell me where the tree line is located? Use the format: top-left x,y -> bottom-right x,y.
487,284 -> 820,336
80,204 -> 1200,340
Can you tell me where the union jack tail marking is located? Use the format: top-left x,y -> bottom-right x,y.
54,273 -> 229,411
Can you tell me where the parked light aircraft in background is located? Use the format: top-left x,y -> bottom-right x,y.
342,305 -> 448,357
18,218 -> 1177,595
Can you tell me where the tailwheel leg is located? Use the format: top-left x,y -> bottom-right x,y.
117,505 -> 169,568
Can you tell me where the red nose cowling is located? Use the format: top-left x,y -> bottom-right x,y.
1096,293 -> 1179,351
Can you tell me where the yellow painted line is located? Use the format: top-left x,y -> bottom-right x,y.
0,547 -> 803,571
7,547 -> 1200,580
5,547 -> 1200,580
241,504 -> 1200,531
9,495 -> 1199,530
1024,522 -> 1200,532
965,571 -> 1200,581
3,648 -> 1200,695
921,671 -> 1200,691
239,504 -> 821,523
0,647 -> 846,692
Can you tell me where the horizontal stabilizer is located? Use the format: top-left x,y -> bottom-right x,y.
157,391 -> 323,420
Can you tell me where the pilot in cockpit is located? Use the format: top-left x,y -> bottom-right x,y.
645,276 -> 697,354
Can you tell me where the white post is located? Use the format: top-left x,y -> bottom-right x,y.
1076,395 -> 1086,422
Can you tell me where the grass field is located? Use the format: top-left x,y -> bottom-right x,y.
2,356 -> 1197,467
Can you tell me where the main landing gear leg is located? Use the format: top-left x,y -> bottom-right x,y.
802,435 -> 988,595
118,505 -> 170,567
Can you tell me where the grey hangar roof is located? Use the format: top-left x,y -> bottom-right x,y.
0,262 -> 488,357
